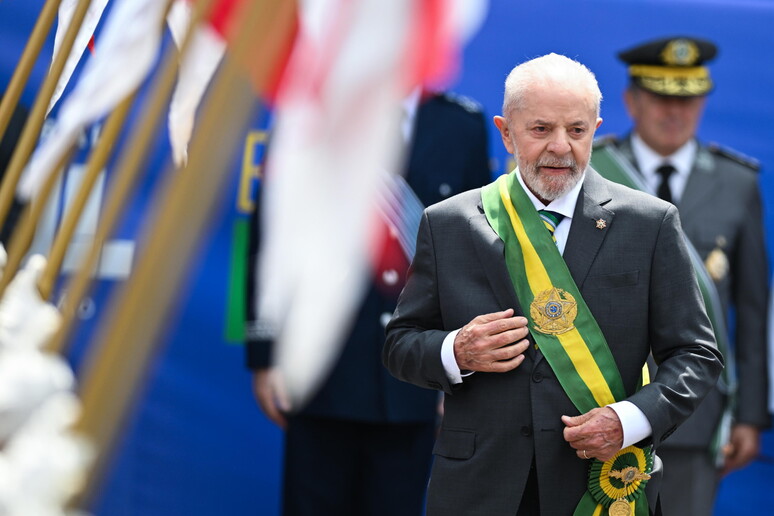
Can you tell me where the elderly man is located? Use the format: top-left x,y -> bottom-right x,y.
383,53 -> 723,516
593,36 -> 770,516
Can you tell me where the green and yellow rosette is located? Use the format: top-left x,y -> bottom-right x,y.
578,445 -> 653,516
481,172 -> 653,516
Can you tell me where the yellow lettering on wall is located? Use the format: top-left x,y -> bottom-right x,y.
237,130 -> 268,213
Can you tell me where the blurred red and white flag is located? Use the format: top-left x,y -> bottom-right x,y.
167,0 -> 295,166
256,0 -> 487,408
19,0 -> 167,200
166,0 -> 227,167
48,0 -> 110,115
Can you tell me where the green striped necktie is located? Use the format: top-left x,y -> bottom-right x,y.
538,209 -> 565,243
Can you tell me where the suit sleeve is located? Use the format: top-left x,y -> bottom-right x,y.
731,178 -> 770,428
383,210 -> 456,395
626,205 -> 724,447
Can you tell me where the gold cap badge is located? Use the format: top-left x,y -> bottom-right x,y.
618,36 -> 717,97
660,39 -> 699,65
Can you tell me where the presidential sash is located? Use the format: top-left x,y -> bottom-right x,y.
481,172 -> 652,516
591,143 -> 734,464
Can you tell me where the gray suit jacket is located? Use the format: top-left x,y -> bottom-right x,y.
383,169 -> 723,515
607,137 -> 770,448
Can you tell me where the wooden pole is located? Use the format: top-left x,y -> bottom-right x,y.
0,0 -> 61,142
68,0 -> 296,508
0,92 -> 132,300
0,146 -> 72,299
37,94 -> 137,300
44,0 -> 188,355
0,0 -> 93,231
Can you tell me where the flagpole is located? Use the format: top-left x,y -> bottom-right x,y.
0,0 -> 92,232
67,0 -> 296,508
37,93 -> 137,300
0,145 -> 72,299
43,0 -> 185,355
0,0 -> 61,143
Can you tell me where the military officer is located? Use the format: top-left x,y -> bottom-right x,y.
593,36 -> 770,516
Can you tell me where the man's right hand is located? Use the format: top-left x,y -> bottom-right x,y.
252,368 -> 288,429
454,308 -> 531,373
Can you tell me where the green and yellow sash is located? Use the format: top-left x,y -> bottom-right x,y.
481,172 -> 652,516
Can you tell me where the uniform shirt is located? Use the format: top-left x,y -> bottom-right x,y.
440,168 -> 652,448
630,132 -> 696,203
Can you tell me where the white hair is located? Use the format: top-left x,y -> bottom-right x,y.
502,53 -> 602,118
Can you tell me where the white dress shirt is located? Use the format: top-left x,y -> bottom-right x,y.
440,168 -> 652,448
630,133 -> 696,204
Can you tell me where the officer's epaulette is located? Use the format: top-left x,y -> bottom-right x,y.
441,92 -> 483,114
593,134 -> 619,149
706,142 -> 761,172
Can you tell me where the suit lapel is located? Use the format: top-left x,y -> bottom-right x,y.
616,136 -> 640,174
677,144 -> 718,221
563,169 -> 615,290
470,202 -> 523,314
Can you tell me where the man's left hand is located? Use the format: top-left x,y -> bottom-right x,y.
562,407 -> 623,462
722,423 -> 761,475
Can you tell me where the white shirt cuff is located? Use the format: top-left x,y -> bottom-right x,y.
608,400 -> 653,449
441,329 -> 466,384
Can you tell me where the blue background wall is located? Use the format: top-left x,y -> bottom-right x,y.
1,1 -> 772,514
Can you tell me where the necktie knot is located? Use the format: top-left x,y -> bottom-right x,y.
538,210 -> 564,242
656,163 -> 676,180
655,163 -> 676,203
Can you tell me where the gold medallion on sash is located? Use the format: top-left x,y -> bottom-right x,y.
609,499 -> 631,516
530,287 -> 577,335
606,465 -> 652,516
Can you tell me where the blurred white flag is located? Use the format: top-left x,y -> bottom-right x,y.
19,0 -> 167,200
256,0 -> 488,408
166,0 -> 226,167
48,0 -> 111,115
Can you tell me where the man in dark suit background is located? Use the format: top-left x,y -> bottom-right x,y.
245,90 -> 491,515
383,53 -> 722,515
593,36 -> 770,516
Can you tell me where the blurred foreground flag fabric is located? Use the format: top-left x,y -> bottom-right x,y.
168,0 -> 295,166
48,0 -> 110,115
19,0 -> 168,200
255,0 -> 487,408
167,0 -> 227,167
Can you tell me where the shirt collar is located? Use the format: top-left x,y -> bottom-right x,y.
514,167 -> 584,220
631,132 -> 696,178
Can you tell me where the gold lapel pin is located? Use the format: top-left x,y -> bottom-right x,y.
595,219 -> 607,229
